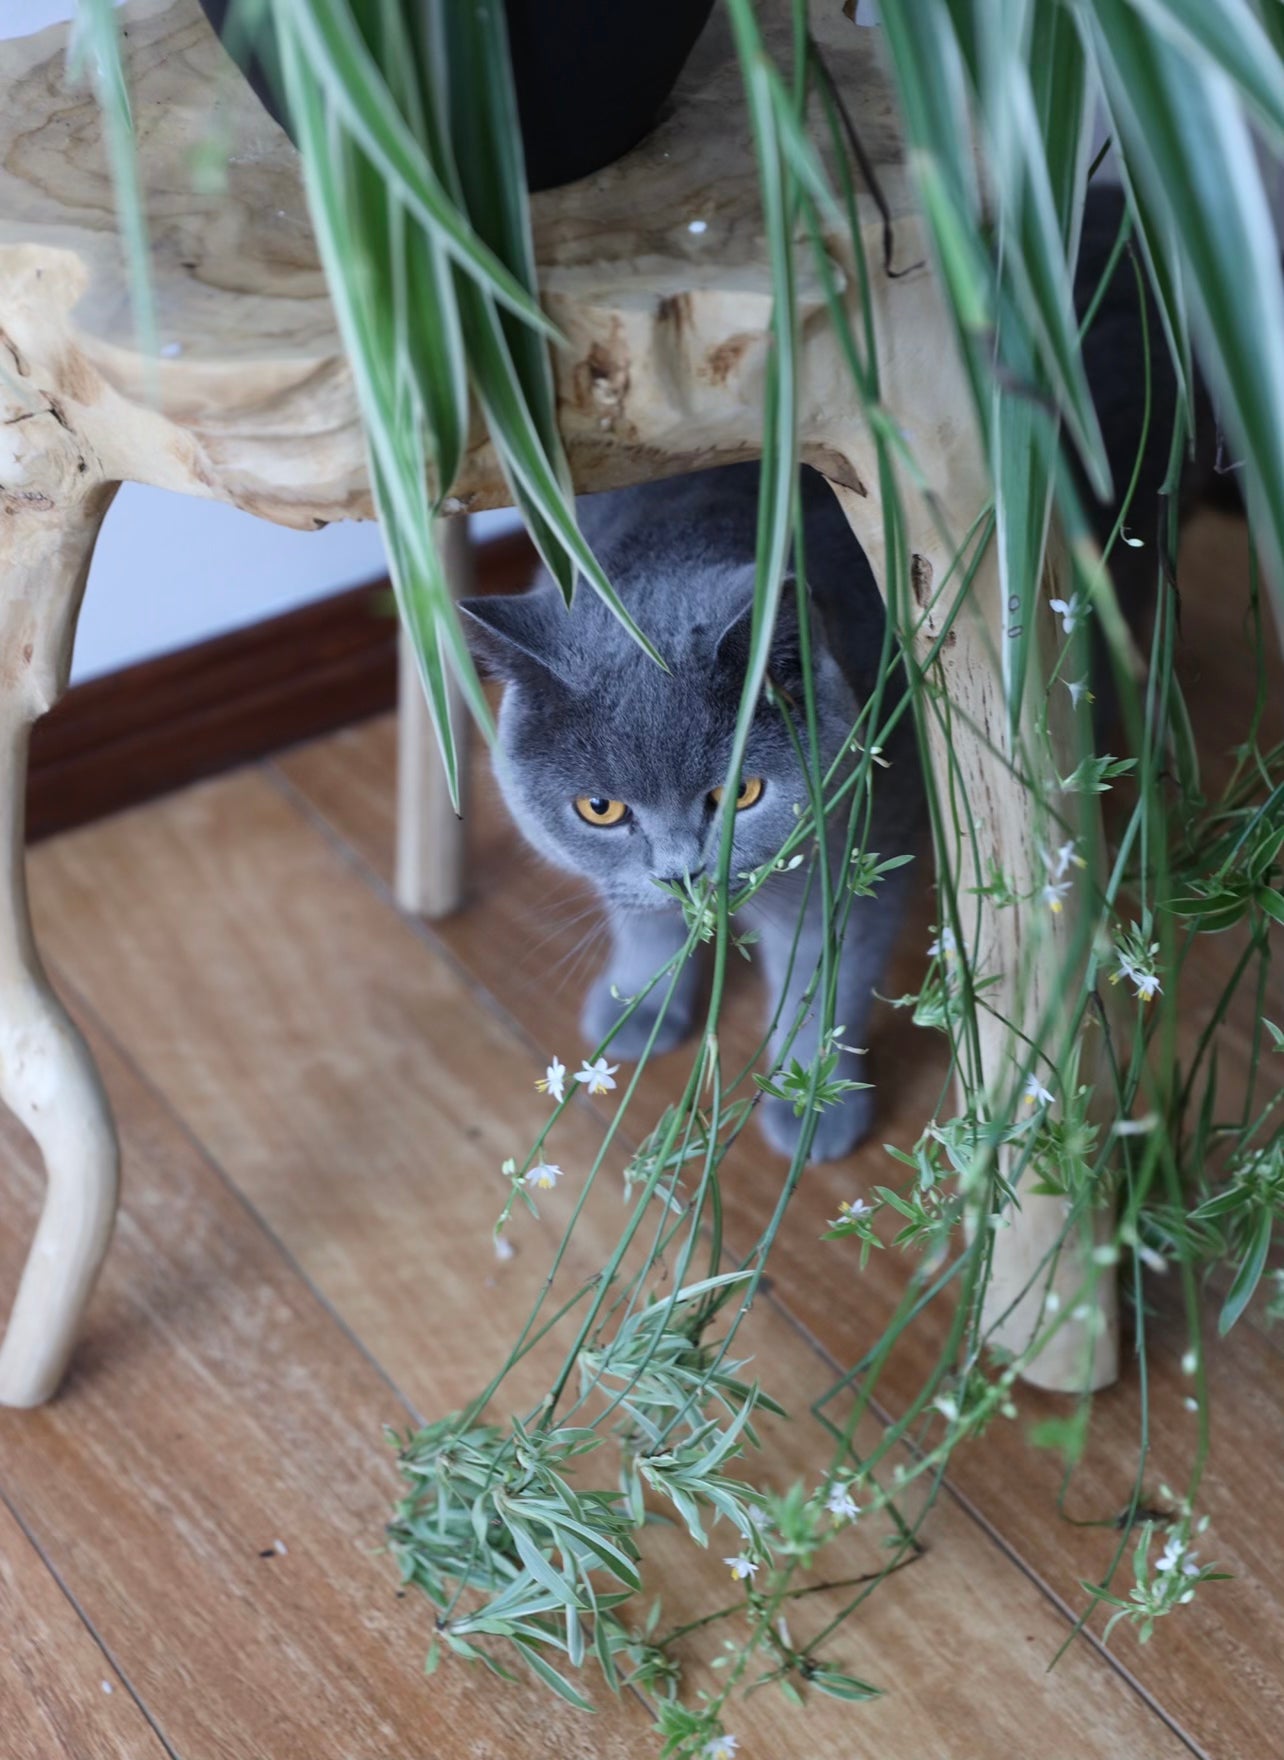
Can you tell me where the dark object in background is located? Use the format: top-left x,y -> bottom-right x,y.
196,0 -> 716,191
504,0 -> 716,190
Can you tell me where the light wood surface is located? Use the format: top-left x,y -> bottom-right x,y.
0,1496 -> 170,1760
0,462 -> 119,1408
0,999 -> 646,1756
0,506 -> 1272,1750
274,505 -> 1284,1758
13,770 -> 1186,1758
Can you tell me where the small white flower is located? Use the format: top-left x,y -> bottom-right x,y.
928,925 -> 957,960
523,1161 -> 564,1191
575,1057 -> 619,1096
1181,1349 -> 1198,1376
829,1197 -> 872,1229
1156,1534 -> 1194,1575
1044,1291 -> 1062,1315
724,1553 -> 759,1582
1184,1396 -> 1199,1413
1065,676 -> 1095,708
824,1482 -> 861,1522
1111,954 -> 1162,1002
1137,1243 -> 1168,1274
1047,840 -> 1083,882
701,1737 -> 738,1760
1023,1075 -> 1054,1108
933,1393 -> 960,1423
494,1233 -> 515,1262
535,1055 -> 567,1104
688,218 -> 709,235
1049,594 -> 1084,636
1042,879 -> 1072,913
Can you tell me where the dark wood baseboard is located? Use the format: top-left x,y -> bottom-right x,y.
27,528 -> 537,843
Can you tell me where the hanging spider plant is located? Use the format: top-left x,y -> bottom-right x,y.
69,0 -> 1284,1750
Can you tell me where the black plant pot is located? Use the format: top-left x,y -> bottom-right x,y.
197,0 -> 715,192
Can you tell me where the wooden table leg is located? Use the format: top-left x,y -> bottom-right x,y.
395,517 -> 472,920
828,470 -> 1119,1394
0,474 -> 120,1408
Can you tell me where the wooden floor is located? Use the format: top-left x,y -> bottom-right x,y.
2,509 -> 1281,1760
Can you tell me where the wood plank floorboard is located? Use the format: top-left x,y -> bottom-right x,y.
0,1494 -> 173,1760
268,507 -> 1284,1758
16,771 -> 1194,1757
0,1002 -> 645,1758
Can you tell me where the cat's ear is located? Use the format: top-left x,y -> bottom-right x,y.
714,578 -> 806,692
459,593 -> 568,686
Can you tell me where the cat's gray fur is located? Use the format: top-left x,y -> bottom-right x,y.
463,462 -> 921,1163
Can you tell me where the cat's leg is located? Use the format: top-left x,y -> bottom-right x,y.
582,907 -> 702,1060
752,880 -> 904,1163
0,469 -> 120,1407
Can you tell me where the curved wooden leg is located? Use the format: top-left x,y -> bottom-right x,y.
828,476 -> 1119,1394
0,481 -> 120,1407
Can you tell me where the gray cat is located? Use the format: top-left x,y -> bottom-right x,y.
462,462 -> 921,1163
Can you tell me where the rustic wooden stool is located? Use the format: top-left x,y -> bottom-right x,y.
0,0 -> 1117,1407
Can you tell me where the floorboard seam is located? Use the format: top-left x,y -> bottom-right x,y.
264,757 -> 1207,1755
39,948 -> 662,1736
764,1297 -> 1212,1760
0,1482 -> 184,1760
47,958 -> 428,1435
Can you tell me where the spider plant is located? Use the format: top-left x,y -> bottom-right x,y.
71,0 -> 1284,1750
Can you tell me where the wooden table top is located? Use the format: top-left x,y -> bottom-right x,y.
0,0 -> 913,524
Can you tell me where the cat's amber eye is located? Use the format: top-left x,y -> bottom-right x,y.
710,775 -> 765,811
574,795 -> 630,827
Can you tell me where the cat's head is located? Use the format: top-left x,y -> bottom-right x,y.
461,570 -> 857,910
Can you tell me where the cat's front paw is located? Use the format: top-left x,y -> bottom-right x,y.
582,975 -> 696,1061
759,1087 -> 875,1164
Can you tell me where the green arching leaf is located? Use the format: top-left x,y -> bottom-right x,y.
273,0 -> 560,335
1029,3 -> 1093,256
1128,0 -> 1284,148
443,0 -> 571,529
1088,0 -> 1284,607
69,0 -> 159,367
1220,1208 -> 1273,1333
1112,155 -> 1195,422
807,1665 -> 884,1703
1257,887 -> 1284,927
505,1526 -> 585,1610
973,11 -> 1109,492
510,1636 -> 597,1711
993,381 -> 1059,745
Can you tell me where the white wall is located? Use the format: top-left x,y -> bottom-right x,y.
6,1 -> 518,684
75,488 -> 390,682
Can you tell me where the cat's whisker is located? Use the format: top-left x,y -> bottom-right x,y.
549,920 -> 610,998
520,897 -> 605,969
